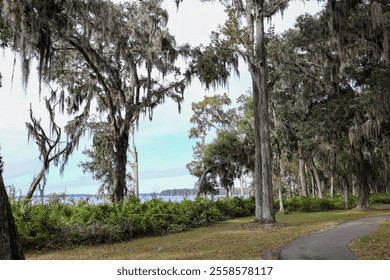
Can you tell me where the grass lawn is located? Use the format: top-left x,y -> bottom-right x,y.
350,220 -> 390,260
26,207 -> 390,260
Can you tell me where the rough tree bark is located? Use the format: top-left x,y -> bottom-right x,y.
0,167 -> 25,260
352,144 -> 371,209
112,132 -> 130,204
253,78 -> 264,221
252,0 -> 275,223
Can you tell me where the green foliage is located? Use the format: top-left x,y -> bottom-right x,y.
13,195 -> 254,251
216,197 -> 253,218
282,195 -> 358,213
191,34 -> 239,89
12,192 -> 390,251
370,193 -> 390,204
279,194 -> 390,213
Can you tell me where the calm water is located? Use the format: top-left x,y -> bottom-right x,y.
29,193 -> 248,204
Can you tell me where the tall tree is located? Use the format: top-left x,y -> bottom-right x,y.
323,0 -> 390,208
266,3 -> 390,207
179,0 -> 290,223
2,0 -> 191,203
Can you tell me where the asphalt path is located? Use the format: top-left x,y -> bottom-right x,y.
280,215 -> 390,260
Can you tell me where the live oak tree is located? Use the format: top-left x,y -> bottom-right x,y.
178,0 -> 291,223
2,0 -> 191,203
268,3 -> 390,208
322,0 -> 390,208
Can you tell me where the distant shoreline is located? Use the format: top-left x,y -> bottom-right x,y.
20,190 -> 251,204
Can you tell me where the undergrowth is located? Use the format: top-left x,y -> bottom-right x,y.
9,192 -> 390,251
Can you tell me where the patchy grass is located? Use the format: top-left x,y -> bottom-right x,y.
26,207 -> 390,260
350,220 -> 390,260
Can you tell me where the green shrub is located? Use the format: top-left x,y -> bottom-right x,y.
370,193 -> 390,204
16,192 -> 386,251
283,195 -> 357,213
216,196 -> 253,218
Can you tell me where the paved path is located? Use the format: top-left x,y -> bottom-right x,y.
280,215 -> 390,260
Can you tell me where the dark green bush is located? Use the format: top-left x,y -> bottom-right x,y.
215,196 -> 254,218
13,195 -> 255,251
370,193 -> 390,204
282,194 -> 358,213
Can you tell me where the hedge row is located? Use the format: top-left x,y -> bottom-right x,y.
12,196 -> 255,251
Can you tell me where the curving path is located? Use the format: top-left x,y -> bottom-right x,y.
280,215 -> 390,260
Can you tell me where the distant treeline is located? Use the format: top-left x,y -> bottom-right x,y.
159,188 -> 252,197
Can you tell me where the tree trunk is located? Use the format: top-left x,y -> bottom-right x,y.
226,186 -> 232,198
133,150 -> 139,197
330,172 -> 334,197
277,153 -> 285,214
130,128 -> 139,198
253,77 -> 264,222
352,145 -> 371,209
352,175 -> 357,196
310,170 -> 316,197
342,175 -> 349,210
112,133 -> 129,204
129,146 -> 139,198
0,172 -> 25,260
240,175 -> 245,197
385,154 -> 390,195
298,141 -> 308,197
25,167 -> 46,200
255,3 -> 275,223
310,157 -> 323,199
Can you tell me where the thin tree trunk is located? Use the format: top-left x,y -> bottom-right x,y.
310,157 -> 323,199
310,170 -> 316,197
133,150 -> 139,197
385,154 -> 390,195
298,141 -> 308,197
342,175 -> 349,210
0,172 -> 25,260
25,167 -> 46,200
330,172 -> 334,197
277,153 -> 285,214
240,175 -> 245,197
129,130 -> 139,198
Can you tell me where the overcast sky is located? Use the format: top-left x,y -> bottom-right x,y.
0,0 -> 323,196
